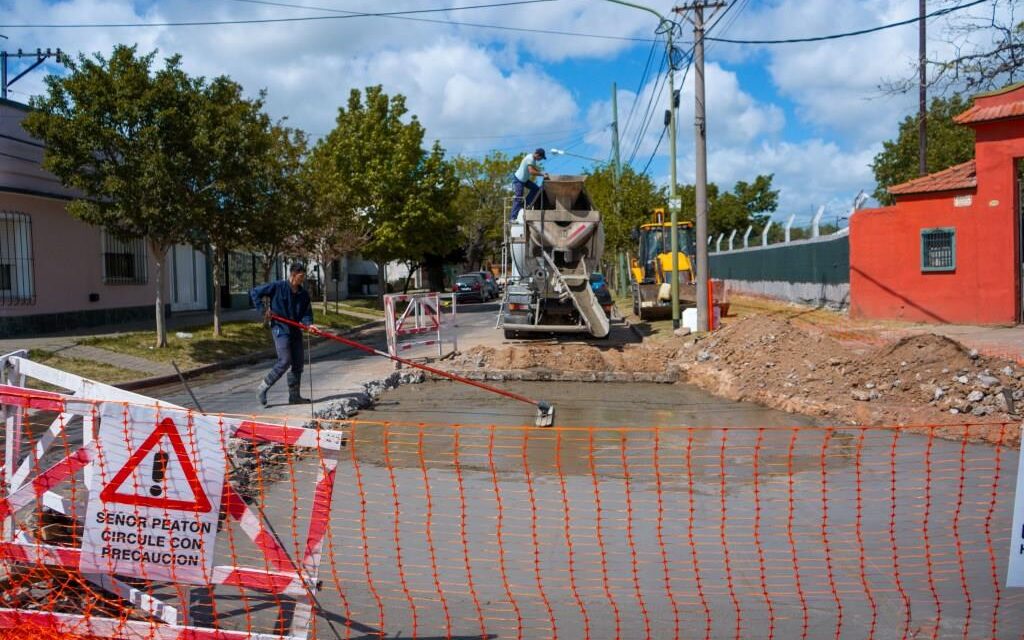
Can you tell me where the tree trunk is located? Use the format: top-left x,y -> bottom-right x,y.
401,262 -> 417,294
424,254 -> 445,292
152,240 -> 168,348
212,246 -> 225,338
259,252 -> 277,283
376,261 -> 387,309
321,252 -> 329,309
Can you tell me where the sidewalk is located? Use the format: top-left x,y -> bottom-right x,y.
729,294 -> 1024,363
0,306 -> 384,382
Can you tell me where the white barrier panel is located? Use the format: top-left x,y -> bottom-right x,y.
384,292 -> 457,364
0,353 -> 345,640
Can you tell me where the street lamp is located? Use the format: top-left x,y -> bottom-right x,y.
549,148 -> 604,164
601,0 -> 684,329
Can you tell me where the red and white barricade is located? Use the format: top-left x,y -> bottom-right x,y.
383,292 -> 457,364
0,351 -> 344,640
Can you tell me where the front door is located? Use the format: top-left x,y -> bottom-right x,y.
171,244 -> 208,312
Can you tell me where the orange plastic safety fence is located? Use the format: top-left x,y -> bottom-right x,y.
3,391 -> 1024,639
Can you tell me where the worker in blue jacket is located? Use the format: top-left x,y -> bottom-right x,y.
250,262 -> 316,407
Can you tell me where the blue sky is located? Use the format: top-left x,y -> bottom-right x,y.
1,0 -> 1014,224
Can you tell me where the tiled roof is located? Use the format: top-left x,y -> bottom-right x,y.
887,160 -> 977,196
955,100 -> 1024,124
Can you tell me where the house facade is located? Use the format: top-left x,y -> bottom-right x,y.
0,98 -> 209,336
850,83 -> 1024,325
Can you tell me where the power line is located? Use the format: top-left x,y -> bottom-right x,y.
640,125 -> 667,176
707,0 -> 987,45
221,0 -> 661,43
621,34 -> 661,143
0,0 -> 557,29
625,45 -> 669,165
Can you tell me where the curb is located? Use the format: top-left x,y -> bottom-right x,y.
116,319 -> 384,391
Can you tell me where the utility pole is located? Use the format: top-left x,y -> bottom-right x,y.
610,80 -> 626,294
601,0 -> 680,319
667,50 -> 681,328
918,0 -> 927,176
675,1 -> 725,333
2,48 -> 62,101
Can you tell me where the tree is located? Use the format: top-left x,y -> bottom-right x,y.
246,127 -> 310,283
314,86 -> 459,303
676,174 -> 779,239
23,45 -> 202,347
451,151 -> 514,271
871,95 -> 975,205
585,164 -> 666,254
301,142 -> 370,307
191,77 -> 280,337
883,2 -> 1023,95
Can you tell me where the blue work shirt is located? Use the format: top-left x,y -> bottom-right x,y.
250,280 -> 313,338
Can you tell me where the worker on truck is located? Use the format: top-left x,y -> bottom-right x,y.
251,263 -> 316,407
510,147 -> 549,220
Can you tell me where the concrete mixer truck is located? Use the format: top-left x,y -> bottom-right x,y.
499,175 -> 611,339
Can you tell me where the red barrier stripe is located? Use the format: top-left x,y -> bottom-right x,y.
0,384 -> 65,412
301,460 -> 337,572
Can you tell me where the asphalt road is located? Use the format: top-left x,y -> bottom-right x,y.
141,301 -> 514,417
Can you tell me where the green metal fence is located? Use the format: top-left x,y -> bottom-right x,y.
708,234 -> 849,307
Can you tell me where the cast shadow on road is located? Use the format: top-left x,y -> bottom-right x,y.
188,590 -> 496,639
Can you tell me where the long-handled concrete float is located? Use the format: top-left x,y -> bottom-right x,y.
271,314 -> 556,427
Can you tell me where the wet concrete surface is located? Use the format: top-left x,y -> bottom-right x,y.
361,380 -> 823,428
198,382 -> 1024,639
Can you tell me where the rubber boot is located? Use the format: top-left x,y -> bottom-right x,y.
287,372 -> 310,404
257,379 -> 271,407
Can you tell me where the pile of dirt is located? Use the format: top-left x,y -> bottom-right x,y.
449,314 -> 1022,446
451,342 -> 676,374
681,315 -> 1023,446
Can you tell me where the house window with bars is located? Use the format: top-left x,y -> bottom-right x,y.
102,232 -> 148,284
0,212 -> 35,304
920,228 -> 956,272
228,252 -> 258,294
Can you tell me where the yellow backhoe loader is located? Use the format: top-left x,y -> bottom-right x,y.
629,209 -> 700,320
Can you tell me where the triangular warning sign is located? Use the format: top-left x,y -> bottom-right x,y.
99,417 -> 213,513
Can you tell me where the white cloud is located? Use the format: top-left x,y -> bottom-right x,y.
4,0 -> 1007,218
1,0 -> 584,153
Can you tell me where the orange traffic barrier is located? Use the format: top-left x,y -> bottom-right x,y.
1,384 -> 1023,639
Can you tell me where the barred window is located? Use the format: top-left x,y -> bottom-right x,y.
102,232 -> 148,284
920,228 -> 956,272
228,252 -> 257,294
0,212 -> 35,304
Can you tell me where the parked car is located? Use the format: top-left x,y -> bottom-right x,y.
469,270 -> 499,299
452,273 -> 490,303
590,272 -> 613,317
